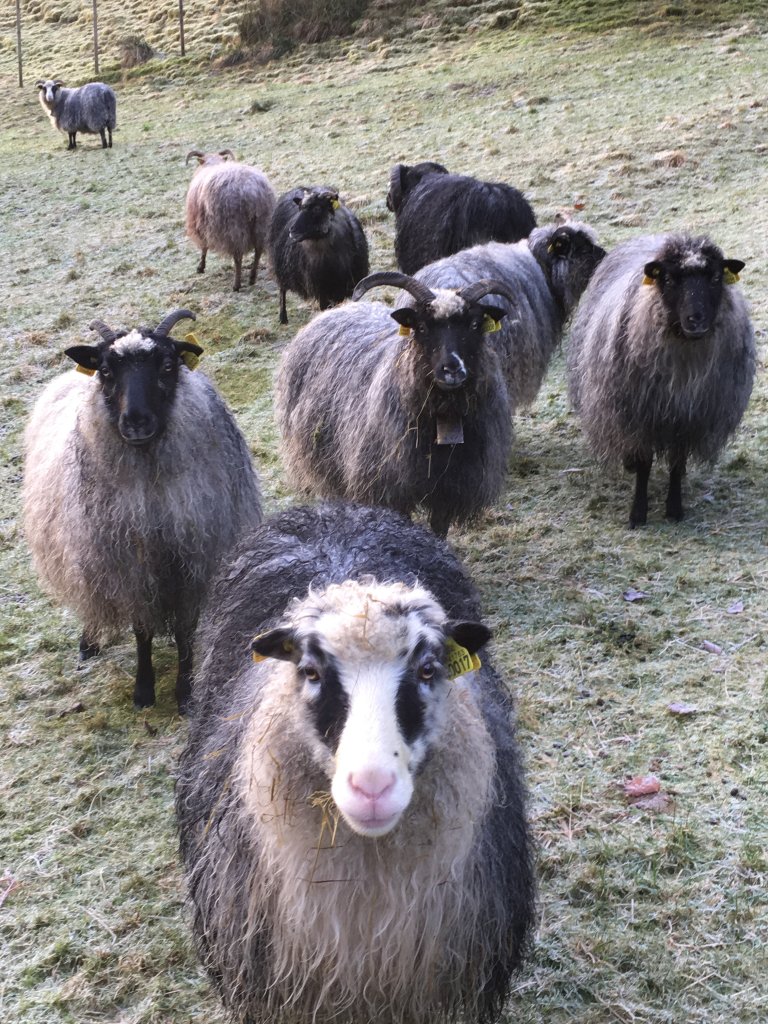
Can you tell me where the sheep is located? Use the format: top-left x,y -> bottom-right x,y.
275,271 -> 517,537
185,149 -> 276,291
36,78 -> 116,150
387,161 -> 537,275
176,501 -> 535,1024
412,221 -> 606,408
22,308 -> 262,712
268,186 -> 370,324
566,232 -> 756,527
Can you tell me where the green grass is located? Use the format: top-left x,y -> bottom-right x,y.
1,5 -> 768,1024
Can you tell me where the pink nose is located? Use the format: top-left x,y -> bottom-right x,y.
348,768 -> 396,800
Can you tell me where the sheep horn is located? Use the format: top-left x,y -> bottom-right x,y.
459,279 -> 517,307
218,149 -> 236,161
154,309 -> 197,337
353,272 -> 436,308
387,164 -> 405,213
185,150 -> 205,165
88,319 -> 118,344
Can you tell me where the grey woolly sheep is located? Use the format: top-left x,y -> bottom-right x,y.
413,221 -> 606,408
268,186 -> 370,324
185,149 -> 276,291
176,502 -> 534,1024
275,271 -> 516,536
387,161 -> 537,275
23,309 -> 262,712
567,232 -> 756,526
36,78 -> 116,150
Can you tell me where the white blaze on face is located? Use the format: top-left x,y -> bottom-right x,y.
297,581 -> 447,838
111,331 -> 157,356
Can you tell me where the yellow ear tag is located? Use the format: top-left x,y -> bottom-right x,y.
723,268 -> 740,285
445,638 -> 481,680
182,332 -> 203,370
482,314 -> 501,334
642,275 -> 655,286
76,365 -> 97,376
398,325 -> 412,336
331,199 -> 341,210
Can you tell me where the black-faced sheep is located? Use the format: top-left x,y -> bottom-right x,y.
36,79 -> 116,150
185,149 -> 276,291
268,186 -> 370,324
413,221 -> 606,409
176,502 -> 534,1024
567,233 -> 756,526
275,272 -> 516,536
387,161 -> 537,275
23,309 -> 262,712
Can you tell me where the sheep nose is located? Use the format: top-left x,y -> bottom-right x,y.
348,768 -> 396,800
119,412 -> 158,445
683,314 -> 709,337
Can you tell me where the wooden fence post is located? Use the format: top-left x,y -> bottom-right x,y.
16,0 -> 23,87
93,0 -> 99,75
179,0 -> 186,56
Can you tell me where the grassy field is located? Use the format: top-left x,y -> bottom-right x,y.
1,4 -> 767,1023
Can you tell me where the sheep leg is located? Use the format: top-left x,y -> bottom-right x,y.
77,632 -> 100,665
107,126 -> 113,148
429,507 -> 451,538
174,621 -> 196,716
233,255 -> 242,292
99,126 -> 107,148
133,627 -> 156,709
197,249 -> 207,274
249,250 -> 260,286
627,456 -> 652,528
665,453 -> 687,522
279,289 -> 288,325
67,132 -> 77,150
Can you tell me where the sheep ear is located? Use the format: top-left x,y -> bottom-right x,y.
251,627 -> 298,663
448,621 -> 491,654
642,261 -> 663,285
723,259 -> 744,284
65,345 -> 100,375
174,338 -> 204,370
481,304 -> 508,332
390,308 -> 418,334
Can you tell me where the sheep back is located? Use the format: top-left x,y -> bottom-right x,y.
268,187 -> 370,309
177,503 -> 534,1024
23,368 -> 261,640
275,302 -> 512,526
394,171 -> 536,275
567,233 -> 756,466
185,163 -> 276,261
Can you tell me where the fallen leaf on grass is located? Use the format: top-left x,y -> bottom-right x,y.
727,600 -> 744,615
623,775 -> 660,797
667,701 -> 698,716
623,588 -> 648,602
143,719 -> 158,737
701,640 -> 723,655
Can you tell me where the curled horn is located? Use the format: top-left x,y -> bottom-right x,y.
88,319 -> 118,344
353,272 -> 436,308
185,149 -> 205,165
154,309 -> 197,337
218,149 -> 236,161
459,279 -> 517,307
35,79 -> 46,89
386,164 -> 405,213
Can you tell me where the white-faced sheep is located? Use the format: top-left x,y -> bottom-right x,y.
23,309 -> 262,712
176,502 -> 534,1024
275,272 -> 516,537
412,221 -> 606,409
567,233 -> 756,526
268,186 -> 370,324
185,149 -> 276,291
36,79 -> 116,150
387,161 -> 537,275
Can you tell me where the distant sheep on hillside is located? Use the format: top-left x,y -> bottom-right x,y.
36,79 -> 116,150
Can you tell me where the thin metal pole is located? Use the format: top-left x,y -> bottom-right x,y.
93,0 -> 99,75
179,0 -> 186,57
16,0 -> 23,87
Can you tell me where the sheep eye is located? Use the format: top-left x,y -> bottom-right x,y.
302,666 -> 320,683
418,662 -> 436,682
99,367 -> 112,381
162,359 -> 175,374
